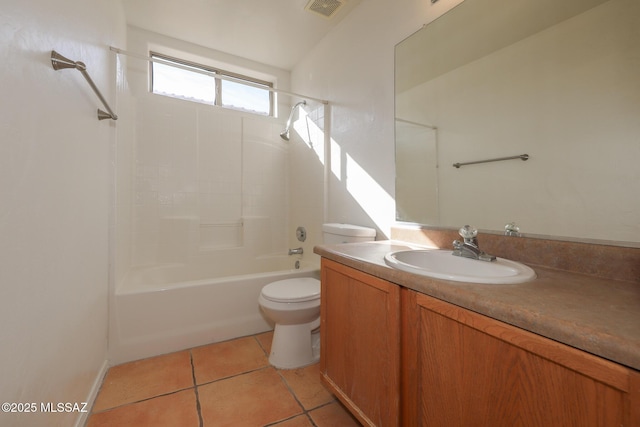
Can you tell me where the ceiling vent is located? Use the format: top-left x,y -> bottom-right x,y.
305,0 -> 345,19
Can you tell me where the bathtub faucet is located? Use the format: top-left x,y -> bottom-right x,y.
288,247 -> 303,255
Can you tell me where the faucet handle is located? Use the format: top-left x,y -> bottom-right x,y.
505,222 -> 521,237
458,225 -> 478,239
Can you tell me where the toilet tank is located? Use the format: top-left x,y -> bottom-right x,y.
322,223 -> 376,244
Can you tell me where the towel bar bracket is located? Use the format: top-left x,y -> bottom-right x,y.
51,50 -> 118,121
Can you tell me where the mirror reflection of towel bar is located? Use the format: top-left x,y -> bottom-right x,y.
453,154 -> 529,168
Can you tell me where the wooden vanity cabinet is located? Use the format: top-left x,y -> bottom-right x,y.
320,259 -> 640,427
320,259 -> 401,427
402,288 -> 640,427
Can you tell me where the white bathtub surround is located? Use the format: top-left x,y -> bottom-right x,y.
111,40 -> 316,364
110,211 -> 309,364
110,259 -> 319,365
118,27 -> 298,273
129,96 -> 291,267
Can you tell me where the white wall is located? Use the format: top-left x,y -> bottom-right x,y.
291,0 -> 464,239
0,1 -> 124,426
286,102 -> 328,264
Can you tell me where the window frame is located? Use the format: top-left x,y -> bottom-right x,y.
149,52 -> 275,116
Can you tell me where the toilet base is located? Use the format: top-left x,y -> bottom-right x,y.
269,323 -> 320,369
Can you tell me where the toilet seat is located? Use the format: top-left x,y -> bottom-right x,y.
261,278 -> 320,303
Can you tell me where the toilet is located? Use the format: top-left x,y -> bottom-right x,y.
258,223 -> 376,369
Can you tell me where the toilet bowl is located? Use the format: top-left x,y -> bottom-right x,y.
258,277 -> 321,369
259,223 -> 376,369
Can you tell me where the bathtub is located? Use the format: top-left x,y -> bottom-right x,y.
109,255 -> 320,364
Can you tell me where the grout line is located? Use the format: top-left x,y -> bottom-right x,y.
89,386 -> 195,415
274,368 -> 337,427
253,332 -> 271,356
309,413 -> 320,427
255,331 -> 301,408
190,351 -> 204,427
196,365 -> 272,388
263,413 -> 317,427
275,369 -> 306,411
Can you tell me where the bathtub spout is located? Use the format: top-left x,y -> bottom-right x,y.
288,247 -> 303,255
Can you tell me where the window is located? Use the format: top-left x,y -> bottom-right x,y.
150,53 -> 274,116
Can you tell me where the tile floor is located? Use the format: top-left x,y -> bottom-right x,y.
86,332 -> 361,427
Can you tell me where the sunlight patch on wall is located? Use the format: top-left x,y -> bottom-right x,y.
330,139 -> 341,180
346,154 -> 394,230
293,108 -> 325,163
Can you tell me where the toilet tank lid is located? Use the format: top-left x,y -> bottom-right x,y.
322,223 -> 376,237
261,278 -> 320,302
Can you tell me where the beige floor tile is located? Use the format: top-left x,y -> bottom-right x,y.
87,389 -> 199,427
191,336 -> 269,384
279,363 -> 334,410
198,367 -> 303,426
309,401 -> 362,427
93,350 -> 193,411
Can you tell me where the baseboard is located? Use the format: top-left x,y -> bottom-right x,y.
73,359 -> 109,427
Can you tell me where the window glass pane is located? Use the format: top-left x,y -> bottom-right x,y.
150,53 -> 274,116
152,60 -> 215,104
220,79 -> 271,115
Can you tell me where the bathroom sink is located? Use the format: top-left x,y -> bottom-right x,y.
384,249 -> 536,284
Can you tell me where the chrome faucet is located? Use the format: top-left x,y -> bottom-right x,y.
452,225 -> 496,262
288,247 -> 304,255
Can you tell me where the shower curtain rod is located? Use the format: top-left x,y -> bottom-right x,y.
109,46 -> 329,105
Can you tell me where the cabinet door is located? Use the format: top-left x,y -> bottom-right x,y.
320,259 -> 401,427
402,289 -> 637,427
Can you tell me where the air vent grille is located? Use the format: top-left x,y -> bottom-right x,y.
305,0 -> 345,19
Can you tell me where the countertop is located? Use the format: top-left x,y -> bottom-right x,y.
314,240 -> 640,371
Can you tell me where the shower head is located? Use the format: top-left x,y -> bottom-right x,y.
279,129 -> 291,141
280,101 -> 306,141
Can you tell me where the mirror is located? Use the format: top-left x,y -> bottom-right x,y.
395,0 -> 639,246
